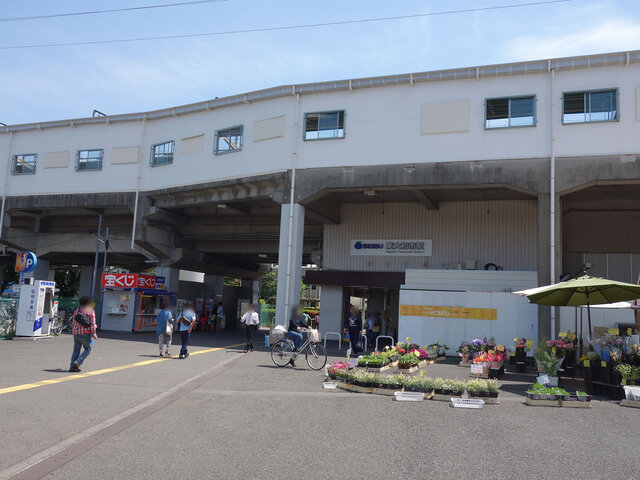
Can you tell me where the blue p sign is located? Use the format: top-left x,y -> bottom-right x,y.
15,251 -> 37,273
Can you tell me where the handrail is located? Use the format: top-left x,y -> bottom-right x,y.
323,331 -> 342,350
375,335 -> 394,352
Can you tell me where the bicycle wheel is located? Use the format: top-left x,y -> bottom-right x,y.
305,342 -> 327,370
271,340 -> 294,367
50,318 -> 62,335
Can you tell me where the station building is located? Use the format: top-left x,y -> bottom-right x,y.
1,50 -> 640,344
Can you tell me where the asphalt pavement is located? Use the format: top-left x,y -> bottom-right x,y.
0,331 -> 637,480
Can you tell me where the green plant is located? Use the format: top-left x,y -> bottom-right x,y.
534,349 -> 560,376
432,378 -> 444,391
467,379 -> 488,394
576,391 -> 588,397
397,353 -> 419,365
486,379 -> 500,394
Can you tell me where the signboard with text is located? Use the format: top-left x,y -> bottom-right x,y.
350,239 -> 432,257
101,273 -> 168,290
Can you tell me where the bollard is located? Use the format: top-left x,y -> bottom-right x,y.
265,334 -> 270,347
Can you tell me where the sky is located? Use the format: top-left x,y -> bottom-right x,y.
1,0 -> 639,125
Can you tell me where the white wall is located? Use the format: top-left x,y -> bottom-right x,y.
318,285 -> 343,338
323,201 -> 537,272
398,289 -> 538,353
2,61 -> 640,198
558,304 -> 636,344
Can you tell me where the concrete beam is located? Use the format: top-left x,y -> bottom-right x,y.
409,188 -> 439,210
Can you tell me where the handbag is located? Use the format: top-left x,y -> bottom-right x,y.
165,315 -> 173,335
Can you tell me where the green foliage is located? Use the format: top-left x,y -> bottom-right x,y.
259,268 -> 308,304
397,353 -> 420,365
54,267 -> 81,297
535,348 -> 559,376
1,264 -> 19,296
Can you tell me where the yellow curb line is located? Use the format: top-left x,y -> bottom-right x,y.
0,342 -> 244,396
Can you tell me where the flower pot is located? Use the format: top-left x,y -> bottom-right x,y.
460,353 -> 470,364
488,391 -> 499,398
546,376 -> 559,386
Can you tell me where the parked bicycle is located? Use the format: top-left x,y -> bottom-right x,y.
270,329 -> 327,370
51,309 -> 74,335
0,300 -> 18,339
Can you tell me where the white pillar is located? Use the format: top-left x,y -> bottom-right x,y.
78,265 -> 94,297
156,266 -> 179,294
318,285 -> 343,336
275,203 -> 305,326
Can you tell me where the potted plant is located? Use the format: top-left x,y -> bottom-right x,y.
432,377 -> 445,394
467,379 -> 488,397
534,348 -> 561,386
576,390 -> 592,402
486,379 -> 500,398
458,344 -> 471,364
397,353 -> 419,369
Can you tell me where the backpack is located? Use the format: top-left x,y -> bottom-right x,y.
75,309 -> 93,328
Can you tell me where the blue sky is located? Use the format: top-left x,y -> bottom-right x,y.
1,0 -> 639,124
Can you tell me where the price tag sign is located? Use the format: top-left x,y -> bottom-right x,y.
536,374 -> 550,385
558,331 -> 567,338
601,361 -> 607,368
470,364 -> 484,374
526,340 -> 533,347
628,328 -> 633,336
496,345 -> 505,352
583,360 -> 590,367
508,352 -> 515,357
608,328 -> 620,335
567,332 -> 576,340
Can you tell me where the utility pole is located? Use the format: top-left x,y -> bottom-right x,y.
90,214 -> 102,299
101,226 -> 109,274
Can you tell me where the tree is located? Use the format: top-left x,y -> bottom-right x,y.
0,264 -> 19,296
54,267 -> 81,297
260,268 -> 306,304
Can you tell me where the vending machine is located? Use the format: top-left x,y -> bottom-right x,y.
15,279 -> 56,337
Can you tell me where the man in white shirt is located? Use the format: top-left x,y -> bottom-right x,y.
178,303 -> 197,359
240,304 -> 260,353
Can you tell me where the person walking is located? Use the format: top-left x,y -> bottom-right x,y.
240,304 -> 260,352
69,296 -> 97,372
155,301 -> 174,357
178,302 -> 197,359
213,301 -> 224,332
344,305 -> 363,357
365,310 -> 376,349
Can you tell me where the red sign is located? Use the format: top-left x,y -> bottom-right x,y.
137,274 -> 156,289
101,273 -> 138,288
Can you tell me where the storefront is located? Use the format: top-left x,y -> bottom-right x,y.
100,273 -> 176,332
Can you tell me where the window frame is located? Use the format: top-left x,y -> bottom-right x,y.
303,110 -> 346,141
75,148 -> 104,172
11,153 -> 37,175
214,125 -> 244,155
150,140 -> 175,167
561,88 -> 619,125
484,95 -> 536,130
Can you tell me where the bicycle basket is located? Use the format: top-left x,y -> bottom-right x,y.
272,324 -> 287,340
308,329 -> 321,343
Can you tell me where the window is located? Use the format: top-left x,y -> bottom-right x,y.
304,110 -> 345,140
12,154 -> 37,175
485,96 -> 535,128
151,141 -> 174,166
214,126 -> 243,155
76,149 -> 103,171
563,89 -> 618,123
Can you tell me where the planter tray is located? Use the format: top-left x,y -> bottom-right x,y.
432,393 -> 463,402
469,396 -> 500,405
367,365 -> 391,373
397,366 -> 419,374
620,399 -> 640,409
561,400 -> 592,408
525,398 -> 561,407
335,382 -> 401,396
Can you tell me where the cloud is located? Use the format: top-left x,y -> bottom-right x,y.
506,18 -> 640,60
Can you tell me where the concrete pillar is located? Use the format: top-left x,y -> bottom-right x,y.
78,265 -> 93,297
275,203 -> 305,326
156,266 -> 179,294
318,285 -> 343,337
203,274 -> 224,300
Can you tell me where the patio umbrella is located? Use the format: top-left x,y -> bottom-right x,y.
518,275 -> 640,338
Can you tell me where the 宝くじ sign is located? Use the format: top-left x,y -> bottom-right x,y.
350,239 -> 432,257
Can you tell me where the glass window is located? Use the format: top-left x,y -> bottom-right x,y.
304,111 -> 345,140
12,154 -> 37,175
214,126 -> 243,155
76,149 -> 103,171
563,89 -> 617,123
151,141 -> 174,166
485,96 -> 535,128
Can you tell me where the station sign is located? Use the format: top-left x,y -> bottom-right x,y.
350,239 -> 432,257
15,251 -> 37,273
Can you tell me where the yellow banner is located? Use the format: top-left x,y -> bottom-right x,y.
400,305 -> 497,320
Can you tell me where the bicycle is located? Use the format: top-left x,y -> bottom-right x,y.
0,300 -> 18,339
271,329 -> 327,370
